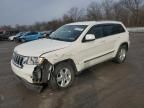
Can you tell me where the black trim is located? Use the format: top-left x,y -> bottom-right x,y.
82,23 -> 126,43
84,50 -> 115,63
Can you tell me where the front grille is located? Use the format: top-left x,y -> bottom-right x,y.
12,52 -> 24,68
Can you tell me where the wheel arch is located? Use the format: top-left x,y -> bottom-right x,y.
120,42 -> 129,51
113,42 -> 129,58
54,59 -> 78,75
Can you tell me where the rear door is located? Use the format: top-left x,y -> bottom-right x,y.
102,24 -> 117,54
102,24 -> 126,55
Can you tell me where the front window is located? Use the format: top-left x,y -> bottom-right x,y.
49,25 -> 87,42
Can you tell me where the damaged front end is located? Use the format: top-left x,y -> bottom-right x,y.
22,59 -> 53,92
33,59 -> 53,84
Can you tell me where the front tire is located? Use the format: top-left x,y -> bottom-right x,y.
113,45 -> 127,63
49,62 -> 75,89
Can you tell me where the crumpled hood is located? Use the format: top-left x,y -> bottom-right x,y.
14,39 -> 72,57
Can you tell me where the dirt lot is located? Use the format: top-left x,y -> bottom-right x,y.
0,33 -> 144,108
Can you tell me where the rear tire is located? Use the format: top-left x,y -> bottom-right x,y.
49,62 -> 75,90
113,45 -> 127,64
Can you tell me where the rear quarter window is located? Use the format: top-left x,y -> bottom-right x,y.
103,24 -> 125,37
113,24 -> 125,34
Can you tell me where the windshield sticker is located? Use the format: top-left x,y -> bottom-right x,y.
74,28 -> 84,31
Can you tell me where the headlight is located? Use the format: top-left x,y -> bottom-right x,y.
22,57 -> 44,65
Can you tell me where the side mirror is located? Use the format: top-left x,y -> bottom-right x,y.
84,34 -> 95,42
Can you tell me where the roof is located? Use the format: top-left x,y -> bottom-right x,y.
67,21 -> 122,26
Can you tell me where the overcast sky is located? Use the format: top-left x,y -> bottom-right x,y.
0,0 -> 98,26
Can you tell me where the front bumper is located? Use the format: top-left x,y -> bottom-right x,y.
15,75 -> 44,92
11,60 -> 52,84
11,60 -> 35,83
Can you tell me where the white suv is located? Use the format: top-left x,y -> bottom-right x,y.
11,21 -> 130,89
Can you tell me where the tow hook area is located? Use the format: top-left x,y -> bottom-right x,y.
32,60 -> 53,84
22,80 -> 44,93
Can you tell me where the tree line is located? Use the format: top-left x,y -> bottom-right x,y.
0,0 -> 144,31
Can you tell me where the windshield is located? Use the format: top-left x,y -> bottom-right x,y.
49,25 -> 87,42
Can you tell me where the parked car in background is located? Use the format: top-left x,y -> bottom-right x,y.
0,30 -> 5,35
9,32 -> 24,41
14,32 -> 27,42
15,32 -> 45,42
0,30 -> 19,40
11,21 -> 130,90
0,30 -> 4,40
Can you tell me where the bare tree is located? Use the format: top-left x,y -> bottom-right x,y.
138,5 -> 144,26
121,0 -> 144,26
1,0 -> 144,31
112,1 -> 130,26
102,0 -> 115,20
67,7 -> 85,22
0,25 -> 13,31
86,2 -> 103,20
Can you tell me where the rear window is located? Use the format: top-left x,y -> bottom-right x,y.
103,24 -> 125,37
87,23 -> 126,39
113,24 -> 125,34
